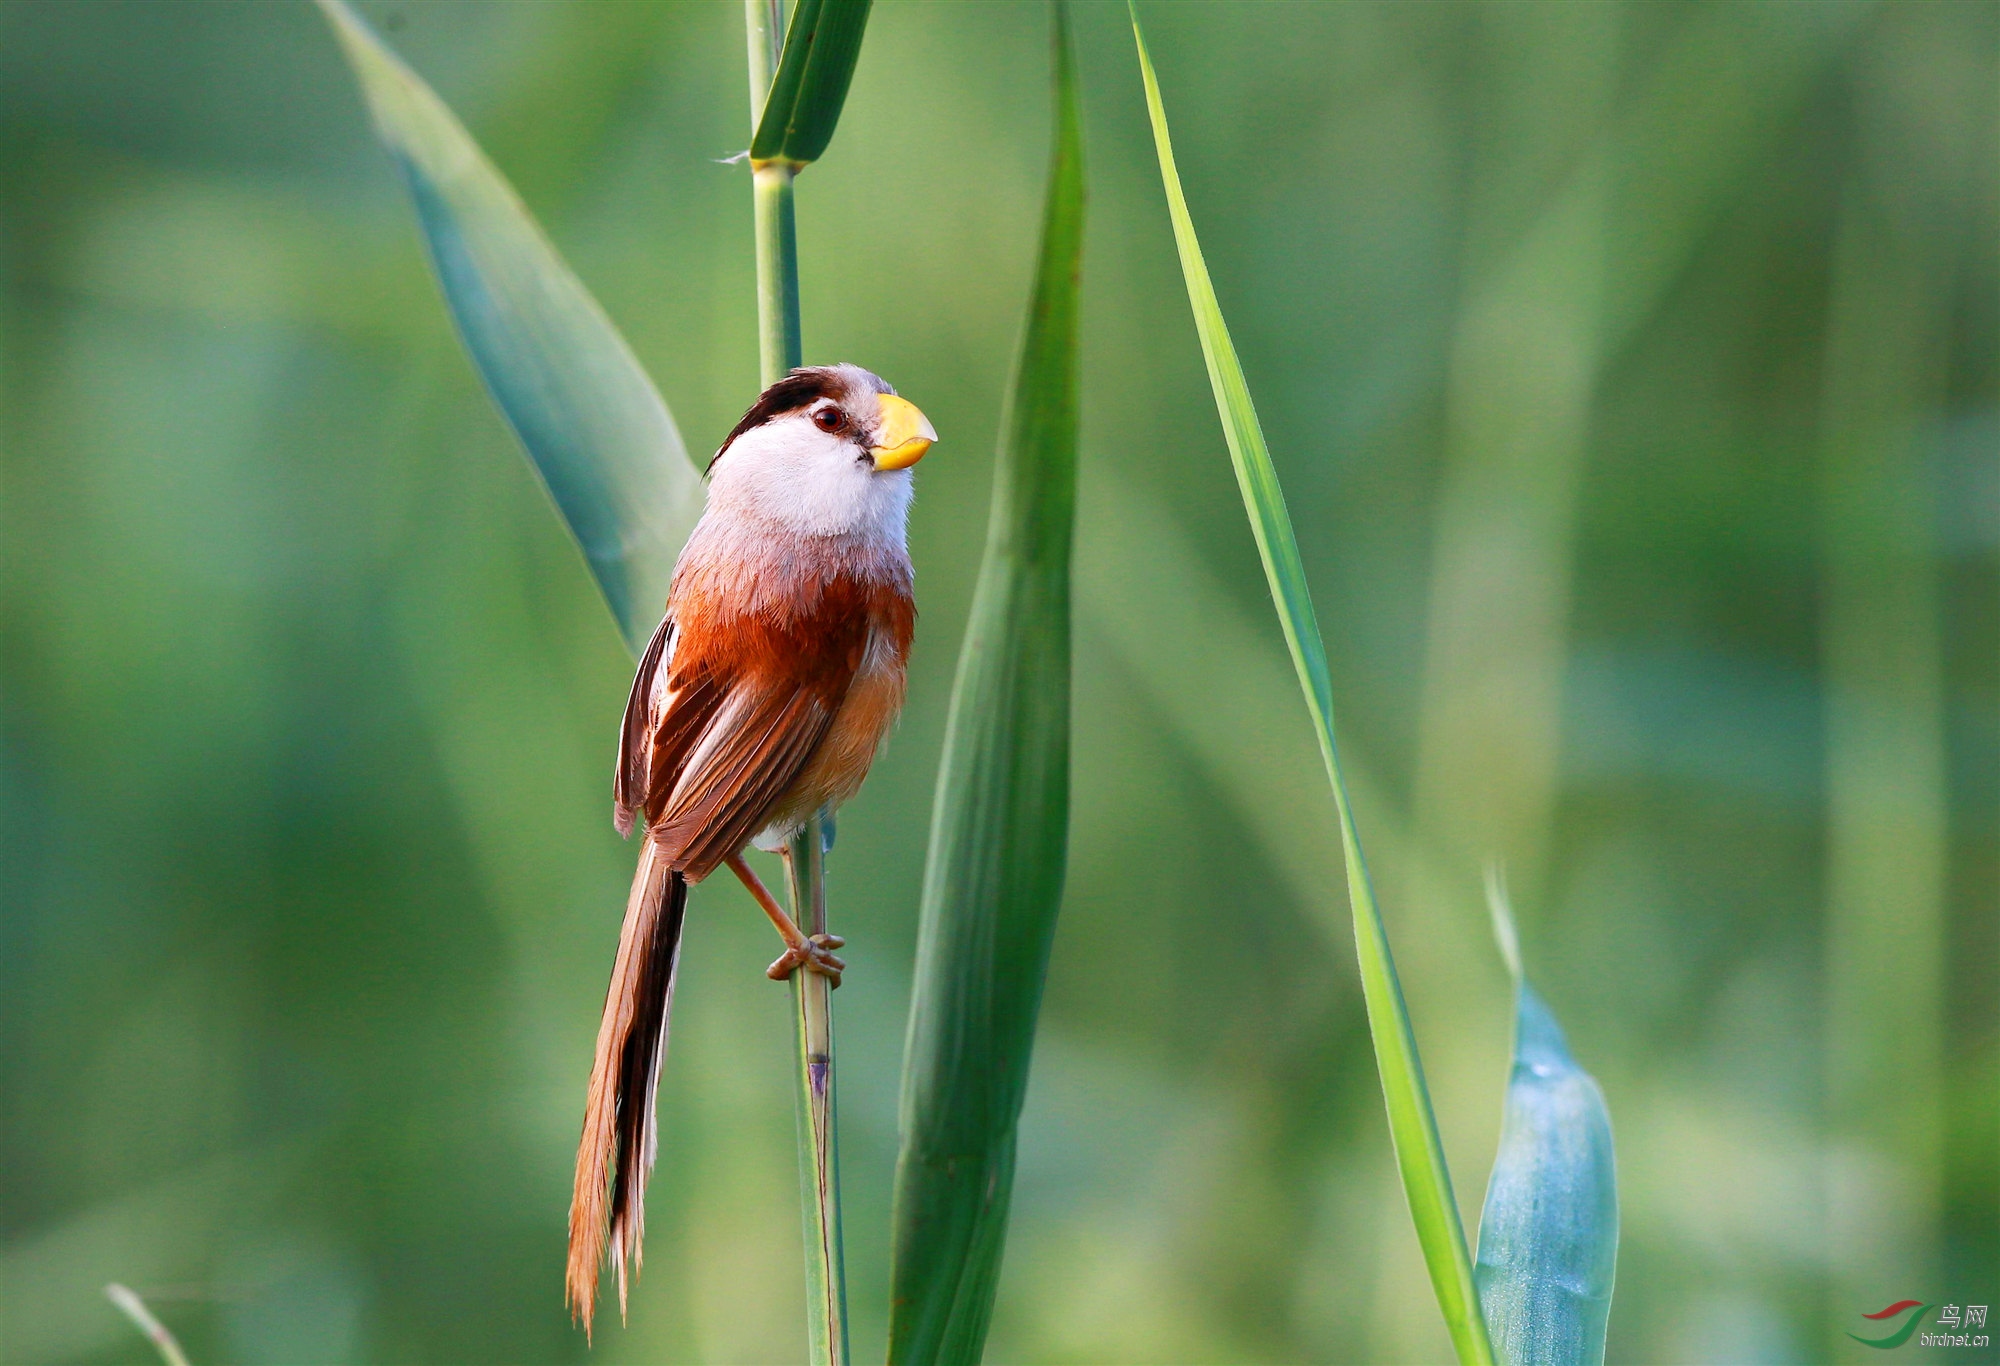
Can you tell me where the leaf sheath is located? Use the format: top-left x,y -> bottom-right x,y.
751,0 -> 875,168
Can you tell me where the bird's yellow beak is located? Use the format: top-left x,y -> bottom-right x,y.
870,394 -> 937,471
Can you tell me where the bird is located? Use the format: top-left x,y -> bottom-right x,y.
566,363 -> 936,1332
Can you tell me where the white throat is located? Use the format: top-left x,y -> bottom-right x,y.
704,412 -> 913,550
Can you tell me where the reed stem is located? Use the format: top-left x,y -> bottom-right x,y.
752,161 -> 802,387
785,819 -> 848,1366
746,2 -> 848,1360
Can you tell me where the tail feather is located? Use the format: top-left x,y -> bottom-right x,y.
568,840 -> 687,1334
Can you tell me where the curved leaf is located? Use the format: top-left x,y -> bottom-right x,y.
751,0 -> 874,168
319,0 -> 703,654
1127,7 -> 1494,1363
888,8 -> 1082,1361
1477,879 -> 1619,1366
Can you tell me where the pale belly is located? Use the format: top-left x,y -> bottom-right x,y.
751,645 -> 906,851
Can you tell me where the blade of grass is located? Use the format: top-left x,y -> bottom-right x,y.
1476,874 -> 1618,1366
104,1285 -> 190,1366
750,0 -> 874,168
743,1 -> 864,1359
886,9 -> 1082,1361
319,0 -> 703,655
1127,8 -> 1493,1362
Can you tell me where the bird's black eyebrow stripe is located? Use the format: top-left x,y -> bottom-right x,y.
706,368 -> 845,474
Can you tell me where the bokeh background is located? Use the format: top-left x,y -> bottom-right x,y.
3,1 -> 1995,1362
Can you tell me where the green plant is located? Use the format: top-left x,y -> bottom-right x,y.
1126,10 -> 1490,1359
104,1285 -> 190,1366
750,0 -> 875,170
1478,873 -> 1618,1366
320,0 -> 874,1355
1130,7 -> 1619,1362
886,8 -> 1082,1361
323,0 -> 1618,1355
742,3 -> 879,1359
323,0 -> 1083,1357
316,0 -> 701,655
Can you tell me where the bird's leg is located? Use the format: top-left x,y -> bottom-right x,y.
726,852 -> 846,986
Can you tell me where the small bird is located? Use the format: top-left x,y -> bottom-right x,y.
566,364 -> 936,1330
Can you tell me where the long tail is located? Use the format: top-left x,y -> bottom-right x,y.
568,840 -> 687,1334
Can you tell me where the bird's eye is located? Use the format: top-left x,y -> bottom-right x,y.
811,407 -> 845,434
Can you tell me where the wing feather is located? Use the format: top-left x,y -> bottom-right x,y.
649,684 -> 837,877
614,614 -> 674,837
622,607 -> 869,878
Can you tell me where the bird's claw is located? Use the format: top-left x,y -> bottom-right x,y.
766,933 -> 847,987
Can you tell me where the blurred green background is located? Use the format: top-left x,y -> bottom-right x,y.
2,1 -> 1994,1362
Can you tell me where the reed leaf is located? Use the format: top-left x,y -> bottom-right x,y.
1477,876 -> 1618,1366
319,0 -> 702,656
887,9 -> 1082,1361
103,1285 -> 189,1366
1127,8 -> 1493,1362
751,0 -> 874,169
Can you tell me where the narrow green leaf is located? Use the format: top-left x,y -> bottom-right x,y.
750,0 -> 874,168
104,1285 -> 190,1366
888,9 -> 1082,1362
1127,8 -> 1494,1363
319,0 -> 703,655
1477,878 -> 1618,1366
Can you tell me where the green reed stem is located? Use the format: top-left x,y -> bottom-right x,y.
747,2 -> 848,1361
785,819 -> 848,1366
752,161 -> 803,387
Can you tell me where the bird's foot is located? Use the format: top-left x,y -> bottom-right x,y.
766,934 -> 847,987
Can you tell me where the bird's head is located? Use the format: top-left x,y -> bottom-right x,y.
705,364 -> 937,543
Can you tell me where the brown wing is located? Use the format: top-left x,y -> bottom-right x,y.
614,613 -> 673,837
619,593 -> 869,881
646,683 -> 839,875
